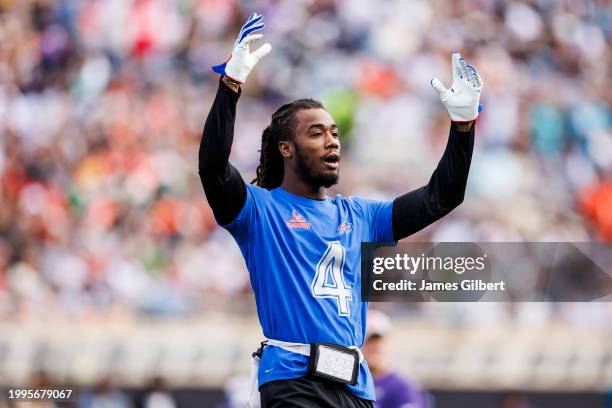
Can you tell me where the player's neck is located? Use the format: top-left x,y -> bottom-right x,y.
280,176 -> 326,200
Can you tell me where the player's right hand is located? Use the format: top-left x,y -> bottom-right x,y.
212,12 -> 272,84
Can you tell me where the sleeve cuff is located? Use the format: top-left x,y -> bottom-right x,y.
218,77 -> 242,99
450,121 -> 475,135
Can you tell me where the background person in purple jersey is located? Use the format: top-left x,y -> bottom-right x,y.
200,12 -> 482,408
363,311 -> 431,408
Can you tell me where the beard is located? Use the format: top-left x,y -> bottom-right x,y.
294,144 -> 339,189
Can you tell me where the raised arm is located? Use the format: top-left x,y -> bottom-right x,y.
392,53 -> 483,241
392,122 -> 474,240
198,12 -> 271,225
199,78 -> 246,225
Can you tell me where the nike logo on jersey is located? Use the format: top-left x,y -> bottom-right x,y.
337,222 -> 353,233
287,210 -> 311,229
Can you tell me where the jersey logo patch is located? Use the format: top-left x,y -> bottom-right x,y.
337,222 -> 353,234
287,210 -> 311,229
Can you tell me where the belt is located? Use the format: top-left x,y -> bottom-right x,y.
266,339 -> 364,362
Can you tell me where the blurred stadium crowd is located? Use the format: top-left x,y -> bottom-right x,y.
0,0 -> 610,321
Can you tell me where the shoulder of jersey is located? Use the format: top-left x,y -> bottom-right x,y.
246,183 -> 273,200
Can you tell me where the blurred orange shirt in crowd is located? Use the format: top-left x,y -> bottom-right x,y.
579,181 -> 612,241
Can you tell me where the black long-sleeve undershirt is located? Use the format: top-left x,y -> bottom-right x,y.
391,122 -> 474,240
198,79 -> 247,225
198,80 -> 474,238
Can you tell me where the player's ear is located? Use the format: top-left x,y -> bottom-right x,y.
278,140 -> 293,159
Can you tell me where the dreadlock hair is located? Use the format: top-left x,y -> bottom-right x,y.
252,99 -> 324,189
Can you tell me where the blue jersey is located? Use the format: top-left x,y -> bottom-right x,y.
222,184 -> 394,400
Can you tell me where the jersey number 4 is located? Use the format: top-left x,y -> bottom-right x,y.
311,241 -> 352,317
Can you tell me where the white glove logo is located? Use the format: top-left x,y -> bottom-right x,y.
431,53 -> 483,122
212,12 -> 272,84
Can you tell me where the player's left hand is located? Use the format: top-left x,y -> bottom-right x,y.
431,52 -> 483,122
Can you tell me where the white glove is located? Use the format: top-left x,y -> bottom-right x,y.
212,12 -> 272,84
431,52 -> 483,122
